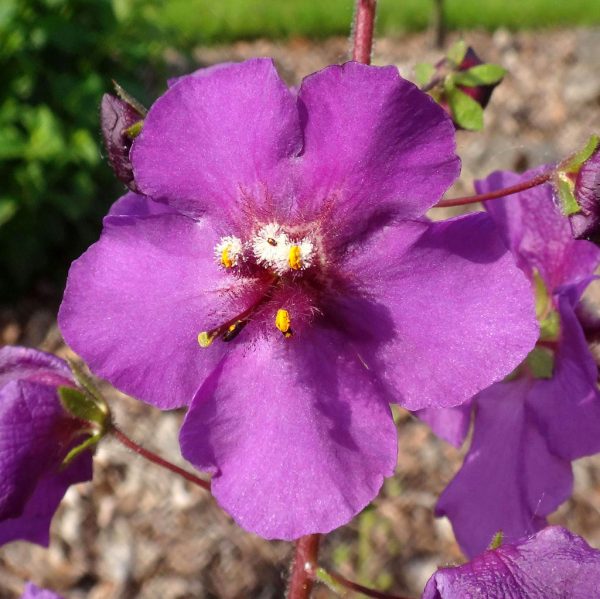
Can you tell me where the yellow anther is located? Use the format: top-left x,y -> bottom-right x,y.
288,245 -> 302,270
275,309 -> 293,338
221,247 -> 234,268
198,331 -> 215,348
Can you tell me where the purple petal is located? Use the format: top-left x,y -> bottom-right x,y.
0,451 -> 91,547
436,380 -> 573,558
180,328 -> 397,540
295,62 -> 460,222
478,168 -> 600,290
526,293 -> 600,459
422,526 -> 600,599
21,583 -> 65,599
131,58 -> 302,217
570,147 -> 600,239
59,212 -> 232,409
0,346 -> 72,389
106,192 -> 176,219
341,212 -> 538,410
416,402 -> 472,448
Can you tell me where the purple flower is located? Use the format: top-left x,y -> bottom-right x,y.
570,144 -> 600,240
436,168 -> 600,557
59,59 -> 537,539
0,347 -> 93,546
422,526 -> 600,599
21,583 -> 64,599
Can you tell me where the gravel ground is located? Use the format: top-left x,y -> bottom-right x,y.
1,27 -> 600,599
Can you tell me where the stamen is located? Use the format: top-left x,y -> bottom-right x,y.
275,309 -> 293,338
288,245 -> 302,270
214,235 -> 243,269
198,331 -> 216,348
221,320 -> 248,342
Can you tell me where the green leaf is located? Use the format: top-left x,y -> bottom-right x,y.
62,432 -> 102,468
488,531 -> 504,550
446,39 -> 467,66
59,386 -> 107,427
447,87 -> 484,130
415,62 -> 435,87
0,197 -> 17,227
556,172 -> 581,215
453,64 -> 506,86
561,134 -> 600,173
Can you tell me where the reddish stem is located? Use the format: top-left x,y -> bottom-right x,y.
112,426 -> 211,491
435,171 -> 553,208
353,0 -> 377,64
287,534 -> 321,599
325,569 -> 413,599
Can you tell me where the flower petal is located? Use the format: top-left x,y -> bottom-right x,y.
59,212 -> 231,409
422,526 -> 600,599
478,168 -> 600,290
131,59 -> 302,217
341,212 -> 538,410
179,328 -> 397,539
436,380 -> 573,558
527,293 -> 600,460
415,403 -> 472,448
107,192 -> 176,219
295,61 -> 460,223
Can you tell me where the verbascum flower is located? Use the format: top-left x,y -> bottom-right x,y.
422,527 -> 600,599
59,59 -> 537,539
0,347 -> 93,546
436,168 -> 600,557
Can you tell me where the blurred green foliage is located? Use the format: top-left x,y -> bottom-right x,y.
0,0 -> 166,301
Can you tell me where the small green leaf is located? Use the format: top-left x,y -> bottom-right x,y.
447,88 -> 484,130
488,531 -> 504,550
112,80 -> 147,117
59,386 -> 107,427
556,172 -> 581,216
415,62 -> 435,87
67,359 -> 107,408
62,432 -> 102,467
0,197 -> 17,227
561,134 -> 600,173
124,119 -> 143,139
526,347 -> 555,379
453,64 -> 506,86
447,39 -> 467,66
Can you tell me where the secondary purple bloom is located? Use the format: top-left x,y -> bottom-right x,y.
436,168 -> 600,557
570,144 -> 600,240
0,347 -> 93,546
21,583 -> 64,599
422,526 -> 600,599
59,59 -> 537,539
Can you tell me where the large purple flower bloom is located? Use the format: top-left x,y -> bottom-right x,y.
436,168 -> 600,557
59,59 -> 537,539
0,347 -> 93,546
422,526 -> 600,599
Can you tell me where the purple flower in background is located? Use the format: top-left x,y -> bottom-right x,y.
0,347 -> 93,547
21,583 -> 64,599
570,144 -> 600,240
59,59 -> 537,539
436,168 -> 600,557
422,526 -> 600,599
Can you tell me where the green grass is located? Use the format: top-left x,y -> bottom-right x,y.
139,0 -> 600,46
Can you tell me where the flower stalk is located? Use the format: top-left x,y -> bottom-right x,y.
352,0 -> 377,65
111,426 -> 211,491
287,534 -> 321,599
435,170 -> 552,208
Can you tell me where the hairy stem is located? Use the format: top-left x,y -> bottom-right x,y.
287,534 -> 321,599
318,566 -> 414,599
111,426 -> 211,491
435,171 -> 552,208
353,0 -> 377,65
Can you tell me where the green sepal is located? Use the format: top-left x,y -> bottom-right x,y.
561,134 -> 600,174
314,567 -> 343,593
124,120 -> 144,139
526,347 -> 555,379
61,432 -> 102,468
415,62 -> 435,87
534,270 -> 561,341
112,80 -> 148,117
452,64 -> 506,86
59,386 -> 107,428
67,359 -> 109,412
556,172 -> 581,216
488,530 -> 504,550
446,87 -> 484,130
447,39 -> 467,66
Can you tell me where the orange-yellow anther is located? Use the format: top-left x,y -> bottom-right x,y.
221,247 -> 234,268
275,309 -> 293,338
288,245 -> 302,270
